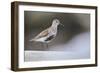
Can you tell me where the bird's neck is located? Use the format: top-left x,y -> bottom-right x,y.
51,23 -> 58,28
50,24 -> 58,34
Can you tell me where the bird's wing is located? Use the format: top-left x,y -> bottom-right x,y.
45,35 -> 55,42
34,28 -> 49,39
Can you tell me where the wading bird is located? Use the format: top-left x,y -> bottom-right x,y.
30,19 -> 63,48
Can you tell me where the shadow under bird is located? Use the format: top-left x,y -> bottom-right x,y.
30,19 -> 64,48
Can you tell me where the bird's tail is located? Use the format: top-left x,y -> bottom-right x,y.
29,39 -> 36,42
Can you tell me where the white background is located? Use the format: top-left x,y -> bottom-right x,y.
0,0 -> 99,73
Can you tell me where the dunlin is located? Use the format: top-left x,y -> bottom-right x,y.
30,19 -> 63,48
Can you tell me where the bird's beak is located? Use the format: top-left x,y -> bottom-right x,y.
60,23 -> 64,27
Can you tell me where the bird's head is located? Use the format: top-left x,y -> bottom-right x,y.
52,19 -> 64,26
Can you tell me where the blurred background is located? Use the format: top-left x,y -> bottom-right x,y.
24,11 -> 90,51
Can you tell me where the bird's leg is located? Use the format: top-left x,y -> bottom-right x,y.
40,42 -> 44,49
46,43 -> 49,49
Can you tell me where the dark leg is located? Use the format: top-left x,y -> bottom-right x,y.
40,42 -> 44,48
46,43 -> 49,49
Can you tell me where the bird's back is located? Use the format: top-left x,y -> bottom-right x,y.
34,28 -> 50,40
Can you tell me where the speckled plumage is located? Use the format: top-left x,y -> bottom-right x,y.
30,19 -> 63,43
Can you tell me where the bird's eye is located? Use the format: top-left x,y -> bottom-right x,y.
56,21 -> 58,23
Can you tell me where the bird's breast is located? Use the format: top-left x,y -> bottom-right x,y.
50,27 -> 57,34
